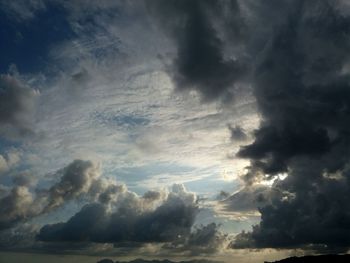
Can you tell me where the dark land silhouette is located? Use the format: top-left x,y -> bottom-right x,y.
266,254 -> 350,263
97,255 -> 350,263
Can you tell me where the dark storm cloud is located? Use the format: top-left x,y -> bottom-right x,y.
148,0 -> 249,101
37,184 -> 198,243
229,0 -> 350,250
37,183 -> 227,253
0,75 -> 38,138
237,0 -> 350,175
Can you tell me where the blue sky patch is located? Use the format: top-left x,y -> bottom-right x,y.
0,2 -> 75,74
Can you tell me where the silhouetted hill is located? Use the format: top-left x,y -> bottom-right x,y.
97,259 -> 220,263
97,255 -> 350,263
266,254 -> 350,263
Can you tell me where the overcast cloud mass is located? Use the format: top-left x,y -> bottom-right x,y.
1,0 -> 350,262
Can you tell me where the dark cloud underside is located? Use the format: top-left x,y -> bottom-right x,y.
0,75 -> 38,138
231,0 -> 350,251
37,182 -> 226,253
148,0 -> 249,101
38,198 -> 197,243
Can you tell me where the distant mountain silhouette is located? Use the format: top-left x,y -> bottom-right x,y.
266,254 -> 350,263
97,255 -> 350,263
97,259 -> 220,263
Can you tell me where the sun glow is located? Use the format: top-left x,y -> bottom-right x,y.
261,173 -> 288,186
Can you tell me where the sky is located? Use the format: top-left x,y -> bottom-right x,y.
1,0 -> 350,262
